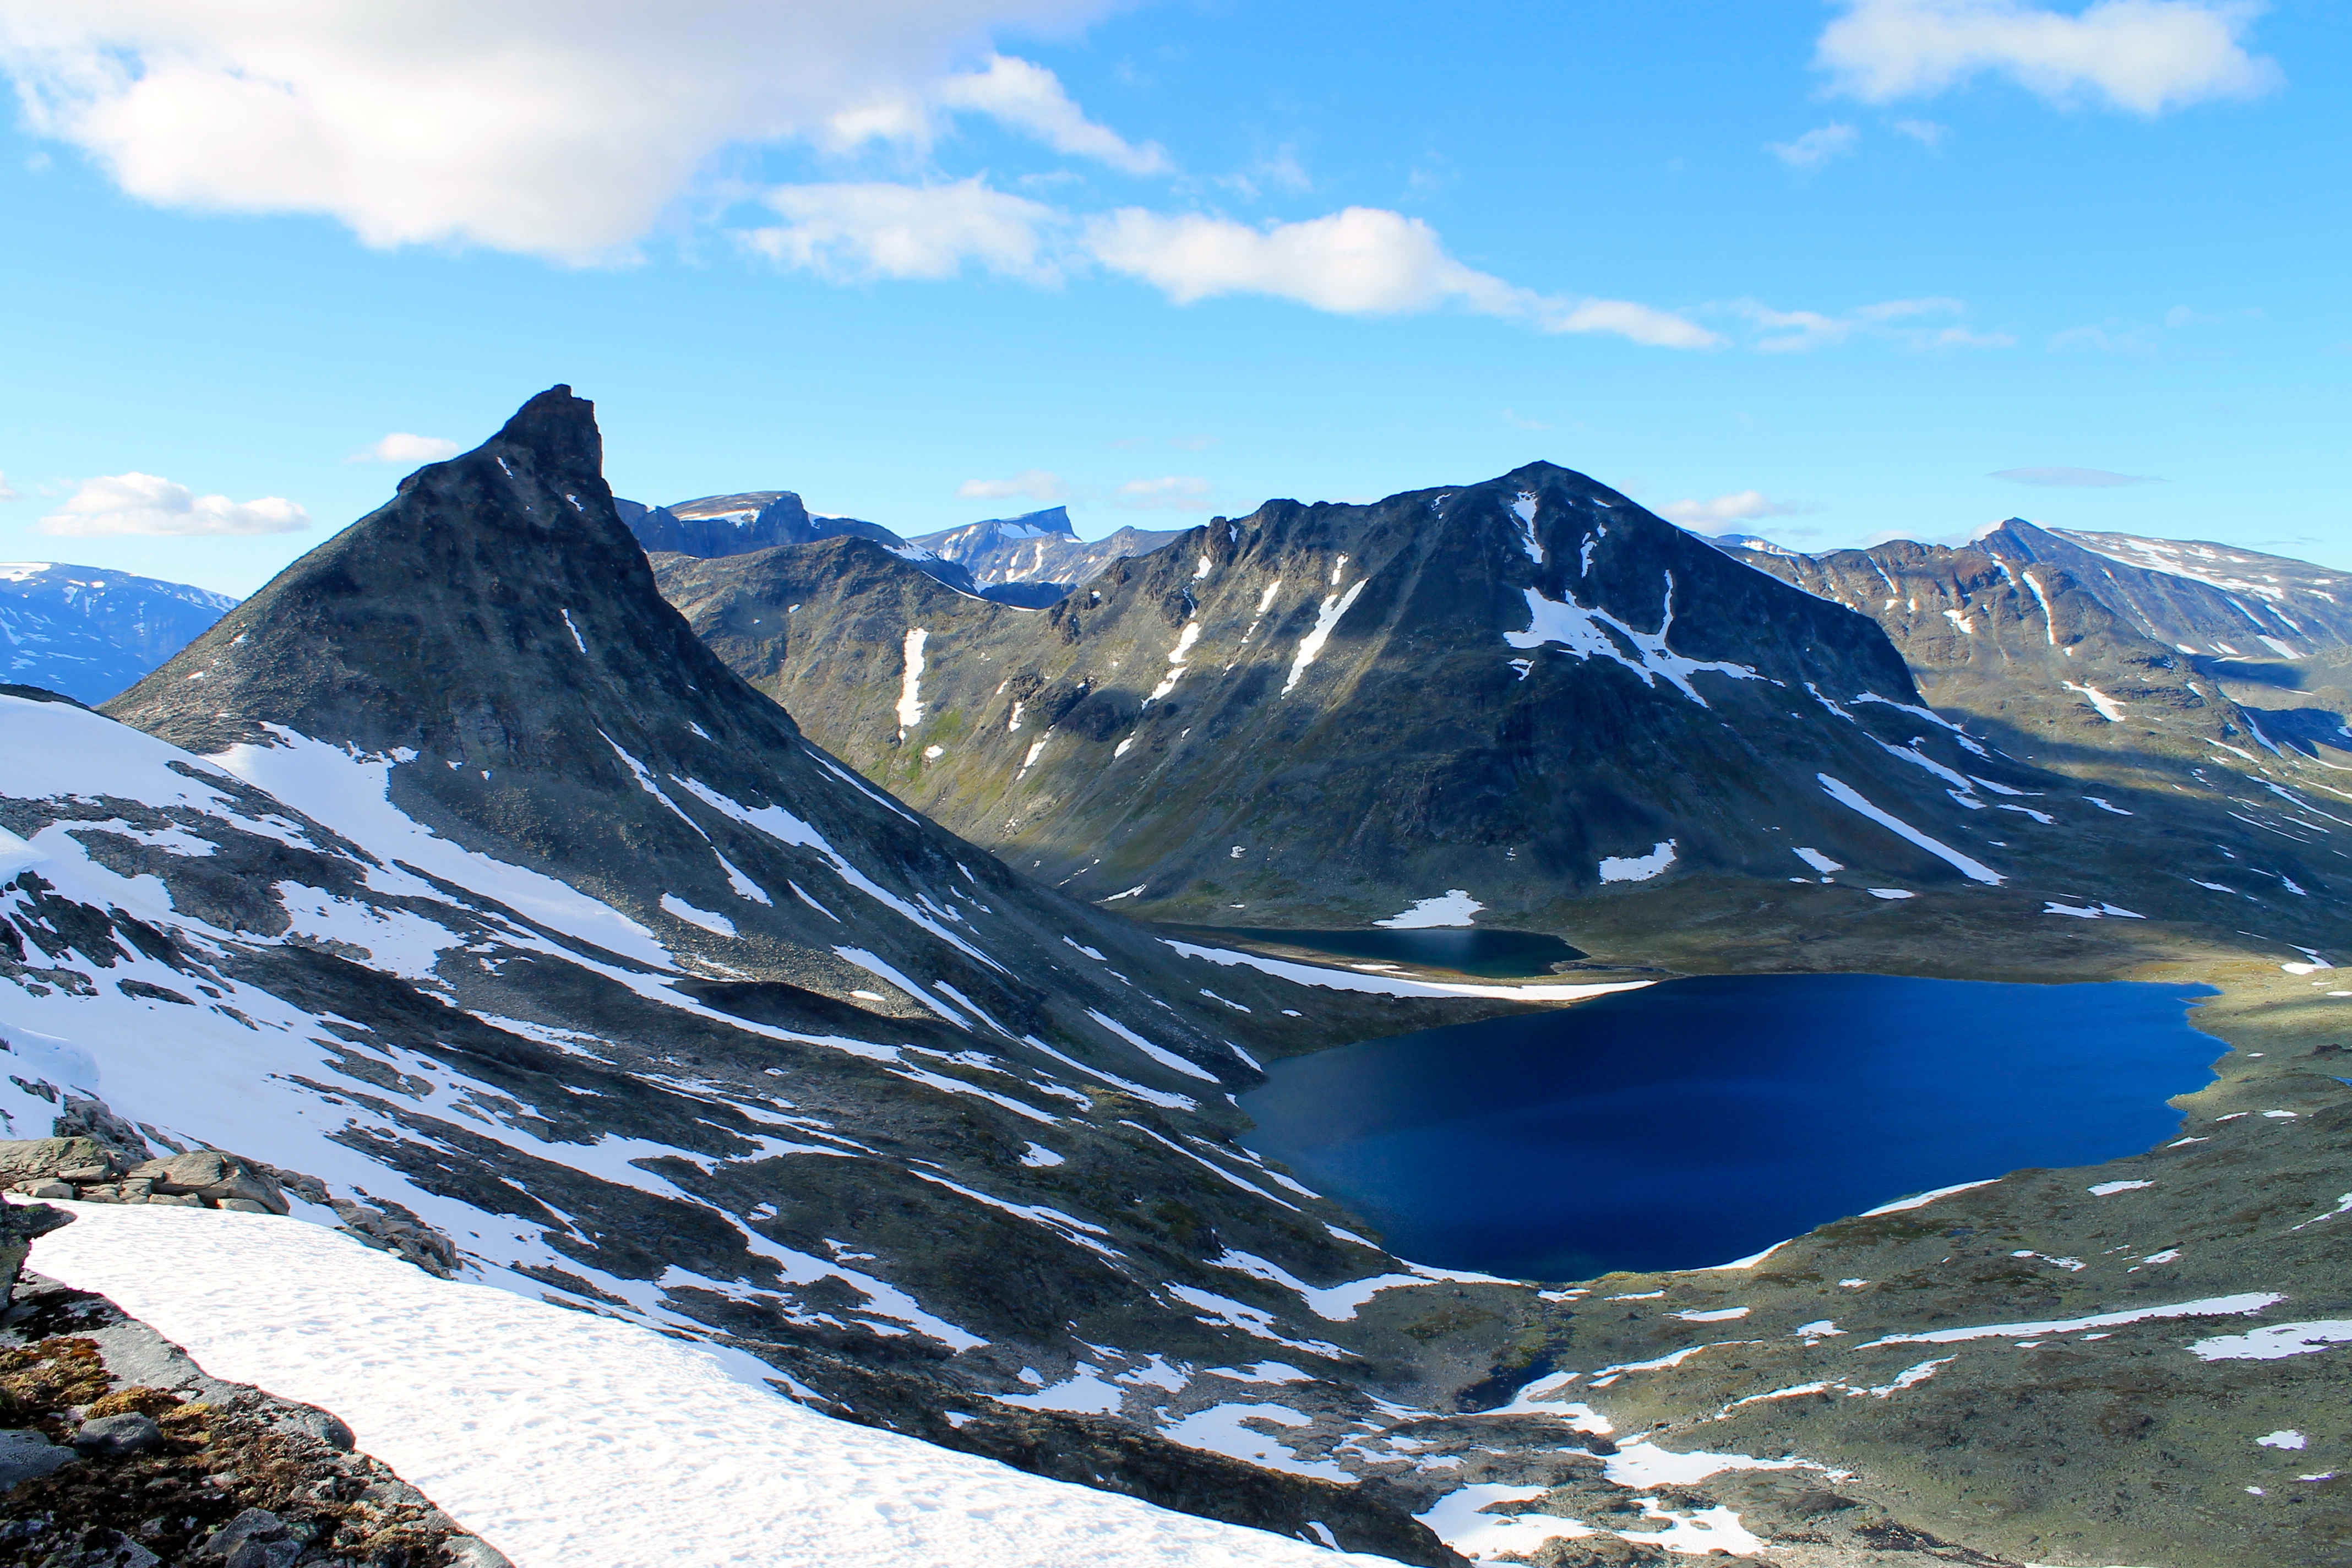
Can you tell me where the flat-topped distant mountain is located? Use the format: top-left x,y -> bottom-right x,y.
618,491 -> 903,557
909,506 -> 1186,606
0,560 -> 236,705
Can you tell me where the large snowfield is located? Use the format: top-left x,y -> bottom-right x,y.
31,1202 -> 1394,1568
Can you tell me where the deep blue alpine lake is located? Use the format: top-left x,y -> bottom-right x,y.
1238,973 -> 2219,1281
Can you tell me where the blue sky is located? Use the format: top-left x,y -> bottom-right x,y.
0,0 -> 2343,596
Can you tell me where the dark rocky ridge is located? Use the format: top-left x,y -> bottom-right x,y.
655,469 -> 2350,943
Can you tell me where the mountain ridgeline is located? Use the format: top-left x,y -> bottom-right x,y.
654,467 -> 2339,948
1720,518 -> 2352,766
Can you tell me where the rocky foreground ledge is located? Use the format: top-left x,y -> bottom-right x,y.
0,1200 -> 506,1567
0,1139 -> 456,1280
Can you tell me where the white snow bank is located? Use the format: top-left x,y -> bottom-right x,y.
1282,579 -> 1368,696
1162,940 -> 1648,1004
1504,574 -> 1760,708
1792,847 -> 1842,874
1375,890 -> 1482,928
1817,775 -> 2005,885
1598,840 -> 1676,884
897,627 -> 928,729
31,1206 -> 1386,1568
1860,1292 -> 2283,1348
211,727 -> 671,967
2062,680 -> 2125,722
2190,1320 -> 2352,1362
1859,1179 -> 1998,1216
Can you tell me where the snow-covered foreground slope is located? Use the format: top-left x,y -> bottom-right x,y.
31,1204 -> 1387,1568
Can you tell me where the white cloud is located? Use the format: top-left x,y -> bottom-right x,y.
1659,491 -> 1820,531
37,471 -> 309,537
742,179 -> 1063,282
1892,116 -> 1952,146
1112,476 -> 1213,510
352,432 -> 460,464
1768,123 -> 1860,168
1989,466 -> 2158,486
739,183 -> 1720,347
957,469 -> 1068,502
1731,295 -> 2013,352
1084,205 -> 1720,346
0,471 -> 19,503
0,2 -> 1117,259
933,53 -> 1167,173
1816,0 -> 2282,114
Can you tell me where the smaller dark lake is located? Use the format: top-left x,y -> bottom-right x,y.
1184,925 -> 1586,979
1239,974 -> 2218,1281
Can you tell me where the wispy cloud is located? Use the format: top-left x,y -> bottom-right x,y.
1658,491 -> 1821,532
0,471 -> 19,504
2049,323 -> 2160,354
957,469 -> 1068,503
1730,296 -> 2013,352
1816,0 -> 2283,115
932,54 -> 1169,175
1989,466 -> 2159,487
39,472 -> 309,537
1768,123 -> 1860,169
1112,476 -> 1214,510
1891,117 -> 1951,148
351,432 -> 460,464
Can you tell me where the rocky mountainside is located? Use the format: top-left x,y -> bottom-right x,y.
656,469 -> 2349,951
0,562 -> 235,706
6,387 -> 1744,1559
908,507 -> 1186,607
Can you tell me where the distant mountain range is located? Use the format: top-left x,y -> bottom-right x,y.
907,506 -> 1186,608
0,560 -> 237,705
651,472 -> 2352,955
1715,519 -> 2352,793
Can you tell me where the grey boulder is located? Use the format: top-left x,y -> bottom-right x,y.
72,1411 -> 162,1456
0,1425 -> 76,1485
